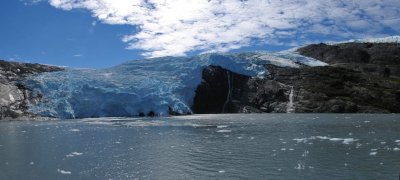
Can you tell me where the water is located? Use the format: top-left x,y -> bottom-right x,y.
0,114 -> 399,180
286,86 -> 295,113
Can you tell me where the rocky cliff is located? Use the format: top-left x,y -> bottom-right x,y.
1,42 -> 399,120
192,43 -> 400,113
0,60 -> 63,119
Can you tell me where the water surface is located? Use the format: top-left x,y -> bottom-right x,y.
0,114 -> 399,179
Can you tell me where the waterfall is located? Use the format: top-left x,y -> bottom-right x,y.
222,71 -> 232,113
286,86 -> 295,113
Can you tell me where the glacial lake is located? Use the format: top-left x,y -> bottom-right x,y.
0,114 -> 399,180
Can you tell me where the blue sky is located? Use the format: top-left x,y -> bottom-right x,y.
0,0 -> 399,68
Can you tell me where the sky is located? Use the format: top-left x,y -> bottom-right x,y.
0,0 -> 399,68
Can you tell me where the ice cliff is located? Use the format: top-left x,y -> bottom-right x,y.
22,52 -> 326,118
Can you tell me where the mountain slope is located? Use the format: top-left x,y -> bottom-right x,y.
192,42 -> 400,114
21,52 -> 324,118
1,37 -> 399,119
0,60 -> 63,119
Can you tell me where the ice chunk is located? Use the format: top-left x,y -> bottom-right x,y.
217,125 -> 229,129
295,163 -> 305,170
57,169 -> 72,175
294,136 -> 357,144
216,130 -> 232,133
66,152 -> 83,158
342,138 -> 357,145
293,138 -> 310,143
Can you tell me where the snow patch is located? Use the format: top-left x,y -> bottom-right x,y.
328,36 -> 400,45
9,94 -> 14,102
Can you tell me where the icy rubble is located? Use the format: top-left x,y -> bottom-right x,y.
23,52 -> 326,118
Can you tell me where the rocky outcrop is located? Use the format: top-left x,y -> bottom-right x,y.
192,43 -> 400,113
0,60 -> 63,120
297,43 -> 400,77
192,65 -> 252,113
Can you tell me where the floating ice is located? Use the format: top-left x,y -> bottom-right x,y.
216,130 -> 232,133
369,152 -> 378,156
342,138 -> 358,145
23,51 -> 326,119
57,169 -> 72,175
302,150 -> 309,157
393,148 -> 400,151
69,129 -> 80,132
295,163 -> 305,170
66,152 -> 83,158
217,125 -> 229,129
293,138 -> 309,143
293,136 -> 358,144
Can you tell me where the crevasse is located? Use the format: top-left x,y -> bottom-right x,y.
22,52 -> 327,118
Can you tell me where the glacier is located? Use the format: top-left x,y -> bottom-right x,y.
22,52 -> 327,119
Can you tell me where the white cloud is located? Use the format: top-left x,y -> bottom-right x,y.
44,0 -> 400,57
22,0 -> 44,5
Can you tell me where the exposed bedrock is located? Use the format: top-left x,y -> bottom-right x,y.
297,42 -> 400,77
192,60 -> 400,114
0,60 -> 63,119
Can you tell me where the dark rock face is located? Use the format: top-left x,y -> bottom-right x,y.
193,43 -> 400,114
297,43 -> 400,77
192,65 -> 251,113
267,65 -> 399,113
0,60 -> 63,119
192,66 -> 295,114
